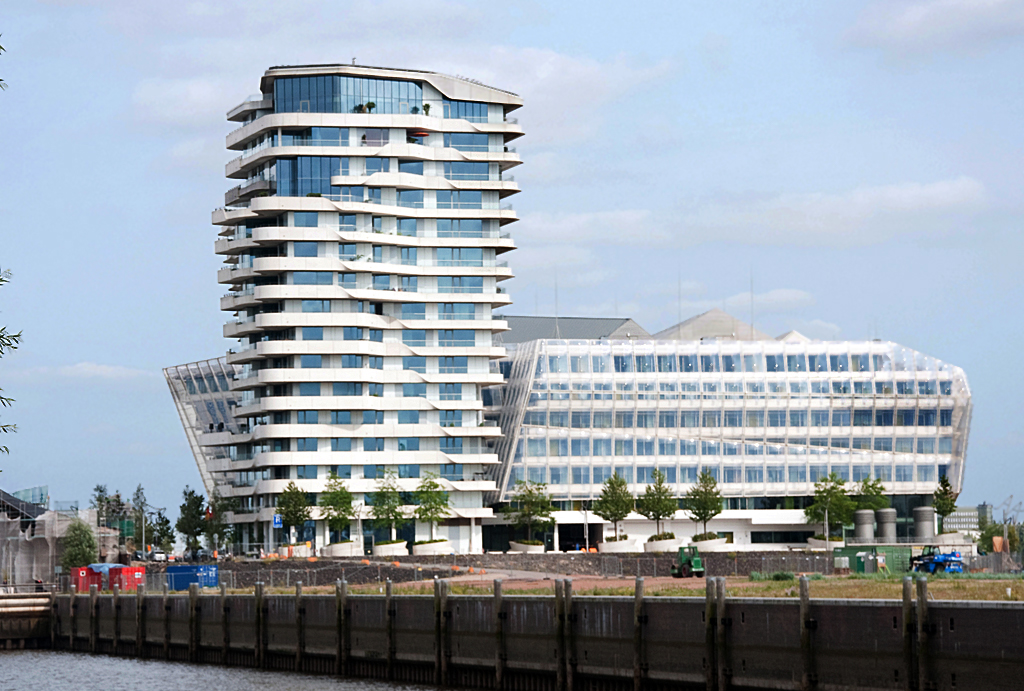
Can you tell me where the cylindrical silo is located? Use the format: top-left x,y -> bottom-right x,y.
876,508 -> 897,541
913,506 -> 936,540
854,509 -> 875,541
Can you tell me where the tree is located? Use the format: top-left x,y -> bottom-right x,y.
502,480 -> 554,544
933,475 -> 958,533
852,477 -> 889,511
413,473 -> 450,541
685,471 -> 723,538
205,490 -> 237,550
592,474 -> 634,540
90,484 -> 109,526
804,473 -> 855,538
175,486 -> 206,553
370,470 -> 408,542
319,472 -> 356,541
980,521 -> 1020,554
0,269 -> 20,454
62,519 -> 98,571
150,510 -> 175,552
277,482 -> 312,543
637,469 -> 678,538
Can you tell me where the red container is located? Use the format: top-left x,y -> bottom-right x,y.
71,567 -> 102,592
112,566 -> 145,592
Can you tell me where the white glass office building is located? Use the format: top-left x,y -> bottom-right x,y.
205,64 -> 523,553
482,311 -> 972,549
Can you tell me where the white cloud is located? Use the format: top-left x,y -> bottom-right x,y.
850,0 -> 1024,55
677,177 -> 987,246
515,209 -> 658,246
9,362 -> 157,380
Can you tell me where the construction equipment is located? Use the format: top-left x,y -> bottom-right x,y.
911,547 -> 965,574
670,545 -> 706,578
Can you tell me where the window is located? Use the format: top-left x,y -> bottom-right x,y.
293,211 -> 319,227
402,356 -> 426,373
296,411 -> 318,424
549,466 -> 567,484
333,382 -> 362,396
874,438 -> 893,452
571,412 -> 591,428
593,466 -> 612,484
874,465 -> 892,481
403,383 -> 426,398
439,356 -> 467,374
789,410 -> 807,427
810,410 -> 829,427
918,409 -> 937,426
340,355 -> 363,369
852,464 -> 870,481
443,132 -> 489,151
832,410 -> 851,426
362,410 -> 383,424
402,330 -> 426,346
917,438 -> 936,454
438,276 -> 484,293
745,410 -> 765,427
700,354 -> 720,372
722,467 -> 740,483
745,467 -> 764,483
636,411 -> 656,428
436,190 -> 483,210
302,300 -> 330,313
658,439 -> 677,455
809,465 -> 827,482
614,466 -> 634,483
636,438 -> 655,456
331,411 -> 351,424
830,354 -> 849,372
549,412 -> 569,428
298,383 -> 320,396
939,409 -> 953,427
702,411 -> 721,428
830,465 -> 850,481
440,303 -> 475,320
438,329 -> 474,346
852,437 -> 872,450
701,441 -> 719,456
294,241 -> 318,257
296,439 -> 317,452
938,437 -> 952,454
571,439 -> 590,456
614,438 -> 634,456
293,271 -> 333,285
894,438 -> 914,453
786,354 -> 807,372
895,409 -> 916,427
615,412 -> 634,428
330,464 -> 352,478
765,354 -> 784,372
571,466 -> 590,484
723,410 -> 742,427
788,466 -> 806,483
807,354 -> 828,372
440,383 -> 462,400
363,438 -> 384,452
296,464 -> 317,478
895,465 -> 914,482
593,439 -> 612,456
302,326 -> 323,341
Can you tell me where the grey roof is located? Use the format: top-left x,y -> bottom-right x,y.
653,309 -> 774,342
496,316 -> 651,344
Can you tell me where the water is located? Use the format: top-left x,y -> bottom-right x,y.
2,650 -> 430,690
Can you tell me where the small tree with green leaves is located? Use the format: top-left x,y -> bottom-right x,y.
933,475 -> 958,533
804,473 -> 855,539
592,474 -> 634,541
502,480 -> 554,545
319,473 -> 356,542
205,490 -> 238,551
637,470 -> 679,539
150,510 -> 175,552
685,471 -> 723,540
62,519 -> 98,571
371,470 -> 409,543
175,485 -> 206,553
277,481 -> 312,543
414,473 -> 451,542
852,477 -> 889,511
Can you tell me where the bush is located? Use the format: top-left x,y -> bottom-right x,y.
605,535 -> 630,542
375,539 -> 407,546
771,571 -> 796,581
692,532 -> 719,542
749,571 -> 765,582
648,532 -> 676,542
413,538 -> 449,545
513,539 -> 544,546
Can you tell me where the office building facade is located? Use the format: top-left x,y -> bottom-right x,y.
207,64 -> 523,552
482,311 -> 972,550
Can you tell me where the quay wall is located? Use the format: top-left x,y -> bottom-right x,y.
46,577 -> 1024,691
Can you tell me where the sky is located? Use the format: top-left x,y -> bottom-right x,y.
1,0 -> 1022,518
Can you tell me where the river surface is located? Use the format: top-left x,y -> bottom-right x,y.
2,650 -> 432,690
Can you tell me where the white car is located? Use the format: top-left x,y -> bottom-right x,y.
151,550 -> 168,562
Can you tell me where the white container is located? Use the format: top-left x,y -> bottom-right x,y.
277,544 -> 311,558
372,542 -> 410,557
508,541 -> 545,553
644,538 -> 682,553
691,537 -> 729,551
598,539 -> 639,553
323,542 -> 361,557
807,538 -> 845,550
412,540 -> 453,556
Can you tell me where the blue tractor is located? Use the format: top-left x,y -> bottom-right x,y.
911,547 -> 965,574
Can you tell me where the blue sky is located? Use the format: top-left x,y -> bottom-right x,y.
1,0 -> 1022,516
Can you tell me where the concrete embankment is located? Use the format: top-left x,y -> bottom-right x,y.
44,576 -> 1024,690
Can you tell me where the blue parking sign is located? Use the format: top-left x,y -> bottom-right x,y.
272,514 -> 283,528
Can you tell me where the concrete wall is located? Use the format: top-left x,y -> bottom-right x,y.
49,578 -> 1024,690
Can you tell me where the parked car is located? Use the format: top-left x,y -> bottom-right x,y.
151,550 -> 167,562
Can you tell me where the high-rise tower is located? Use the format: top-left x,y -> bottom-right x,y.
212,65 -> 523,553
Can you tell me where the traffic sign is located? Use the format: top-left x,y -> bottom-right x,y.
272,514 -> 283,528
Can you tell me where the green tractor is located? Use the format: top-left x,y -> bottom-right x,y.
670,545 -> 706,578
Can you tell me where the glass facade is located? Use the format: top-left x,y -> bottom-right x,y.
489,337 -> 971,502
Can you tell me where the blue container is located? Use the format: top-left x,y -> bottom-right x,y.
165,564 -> 219,590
